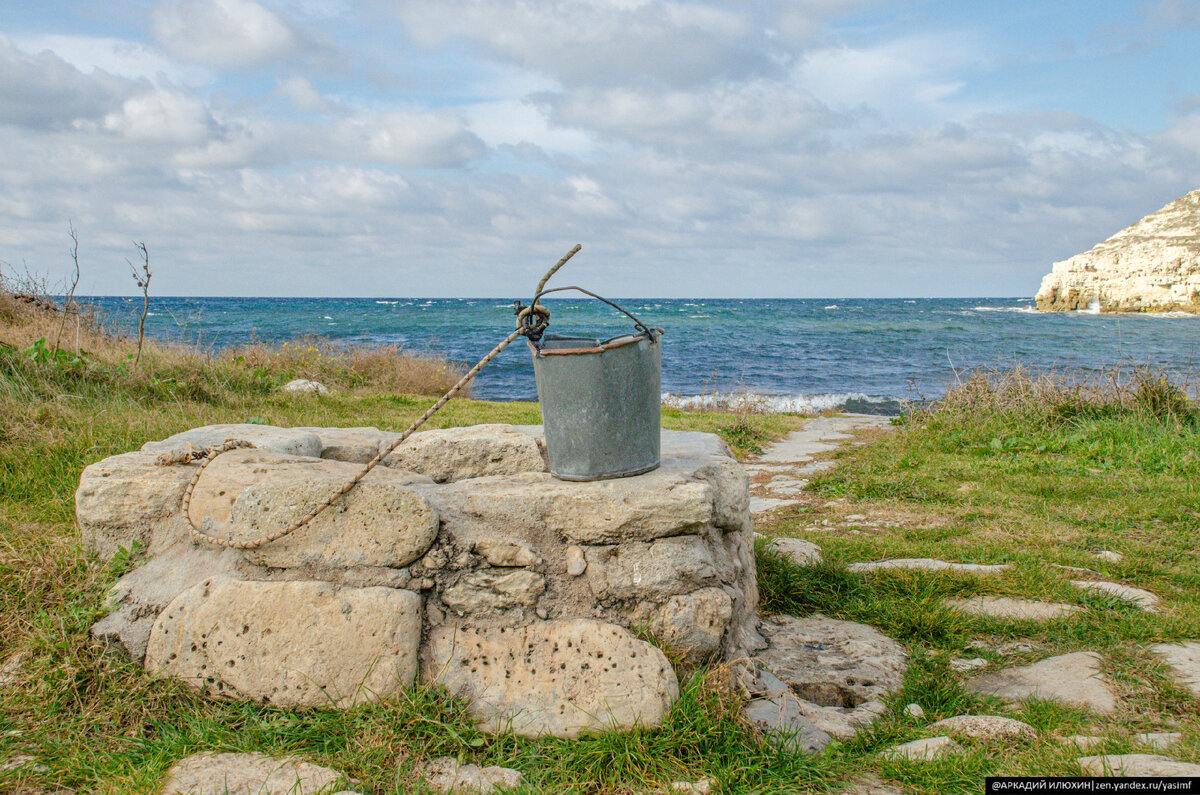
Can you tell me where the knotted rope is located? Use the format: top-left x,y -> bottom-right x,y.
173,244 -> 581,549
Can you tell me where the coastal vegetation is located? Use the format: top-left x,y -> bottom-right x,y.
2,282 -> 1199,792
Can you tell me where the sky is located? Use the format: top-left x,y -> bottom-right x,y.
0,0 -> 1198,298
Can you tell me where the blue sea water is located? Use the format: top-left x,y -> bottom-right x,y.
80,296 -> 1200,413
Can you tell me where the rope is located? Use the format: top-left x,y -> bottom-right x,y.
177,245 -> 580,550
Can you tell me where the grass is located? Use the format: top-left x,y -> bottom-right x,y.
4,284 -> 1200,792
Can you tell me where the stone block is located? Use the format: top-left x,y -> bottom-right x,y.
584,536 -> 719,601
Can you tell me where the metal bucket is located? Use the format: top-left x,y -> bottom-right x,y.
531,327 -> 664,481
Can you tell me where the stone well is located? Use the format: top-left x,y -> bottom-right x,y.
79,423 -> 762,738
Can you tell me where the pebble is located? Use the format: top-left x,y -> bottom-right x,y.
950,657 -> 989,673
879,736 -> 961,761
565,545 -> 586,576
903,703 -> 925,719
1094,550 -> 1124,563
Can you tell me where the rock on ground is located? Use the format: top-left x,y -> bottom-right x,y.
425,619 -> 678,738
767,538 -> 823,566
1150,641 -> 1200,698
1078,754 -> 1200,776
158,752 -> 348,795
741,694 -> 833,754
281,378 -> 328,395
879,737 -> 961,761
650,587 -> 732,663
1071,580 -> 1160,611
964,652 -> 1116,713
944,596 -> 1083,622
1136,731 -> 1182,749
754,614 -> 907,739
146,578 -> 421,708
926,715 -> 1037,742
848,558 -> 1009,575
143,424 -> 323,458
415,757 -> 522,793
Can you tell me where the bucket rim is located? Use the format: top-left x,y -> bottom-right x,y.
530,327 -> 663,357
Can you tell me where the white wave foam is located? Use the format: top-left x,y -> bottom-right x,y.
972,306 -> 1036,313
824,304 -> 839,310
662,390 -> 890,414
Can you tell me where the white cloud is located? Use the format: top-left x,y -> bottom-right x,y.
153,0 -> 303,68
0,35 -> 137,129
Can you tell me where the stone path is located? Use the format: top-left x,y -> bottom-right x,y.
746,414 -> 892,513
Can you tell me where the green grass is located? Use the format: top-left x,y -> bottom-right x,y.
5,326 -> 1200,793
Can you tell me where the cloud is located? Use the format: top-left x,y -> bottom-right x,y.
1146,0 -> 1200,27
0,35 -> 138,129
152,0 -> 304,68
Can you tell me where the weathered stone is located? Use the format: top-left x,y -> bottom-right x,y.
650,588 -> 732,663
964,652 -> 1116,713
282,378 -> 328,395
424,619 -> 678,738
1150,641 -> 1200,698
944,596 -> 1083,622
669,779 -> 712,795
927,715 -> 1037,742
142,424 -> 323,458
841,777 -> 907,795
742,695 -> 833,753
879,737 -> 961,761
90,545 -> 247,662
1136,731 -> 1182,749
755,614 -> 907,740
159,752 -> 346,795
565,545 -> 586,576
1036,189 -> 1200,314
75,450 -> 196,559
441,569 -> 546,615
1078,754 -> 1200,776
1094,550 -> 1124,563
584,536 -> 719,601
1071,580 -> 1160,611
383,424 -> 546,482
294,426 -> 402,463
950,657 -> 989,673
473,540 -> 541,567
768,538 -> 823,566
1063,735 -> 1105,750
903,703 -> 925,719
415,756 -> 522,793
146,578 -> 421,708
848,558 -> 1010,575
0,651 -> 27,689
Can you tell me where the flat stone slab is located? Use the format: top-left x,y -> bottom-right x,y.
742,695 -> 833,753
768,538 -> 824,566
754,614 -> 907,739
944,596 -> 1083,622
964,652 -> 1116,713
146,578 -> 422,708
750,496 -> 799,513
926,715 -> 1036,742
1150,641 -> 1200,698
1071,580 -> 1160,611
1078,754 -> 1200,776
1136,731 -> 1182,749
755,415 -> 890,464
425,619 -> 678,738
159,752 -> 348,795
849,559 -> 1010,575
879,737 -> 961,761
383,424 -> 546,482
415,757 -> 522,793
143,424 -> 324,458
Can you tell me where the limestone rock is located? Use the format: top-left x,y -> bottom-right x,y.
294,426 -> 402,463
1036,189 -> 1200,313
742,695 -> 833,753
383,424 -> 546,482
415,756 -> 522,793
768,538 -> 824,566
879,737 -> 961,761
142,424 -> 323,458
90,545 -> 248,662
282,378 -> 328,395
159,751 -> 347,795
424,619 -> 678,738
1071,580 -> 1159,611
565,545 -> 586,576
0,651 -> 26,689
949,657 -> 989,673
584,536 -> 719,601
944,596 -> 1083,622
1150,641 -> 1200,698
848,558 -> 1009,575
441,569 -> 546,615
964,652 -> 1116,713
650,588 -> 733,663
187,448 -> 439,570
755,614 -> 907,740
1094,550 -> 1124,563
75,450 -> 196,559
1136,731 -> 1182,749
841,777 -> 908,795
669,780 -> 712,795
903,703 -> 925,719
1062,735 -> 1105,750
146,578 -> 421,708
473,540 -> 540,567
926,715 -> 1037,742
1078,754 -> 1200,776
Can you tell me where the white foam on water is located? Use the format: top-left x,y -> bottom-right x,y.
972,306 -> 1036,313
662,390 -> 890,414
824,304 -> 839,310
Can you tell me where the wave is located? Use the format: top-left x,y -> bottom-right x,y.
662,390 -> 900,415
972,306 -> 1036,313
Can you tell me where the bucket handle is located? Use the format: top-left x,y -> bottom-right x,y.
523,285 -> 655,346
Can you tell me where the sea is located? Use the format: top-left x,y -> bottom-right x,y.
79,296 -> 1200,415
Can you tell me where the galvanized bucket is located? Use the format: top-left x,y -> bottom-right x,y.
527,293 -> 663,481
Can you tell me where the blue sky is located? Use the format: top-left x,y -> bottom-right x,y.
0,0 -> 1197,297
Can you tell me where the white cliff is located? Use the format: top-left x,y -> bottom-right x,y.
1036,189 -> 1200,313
